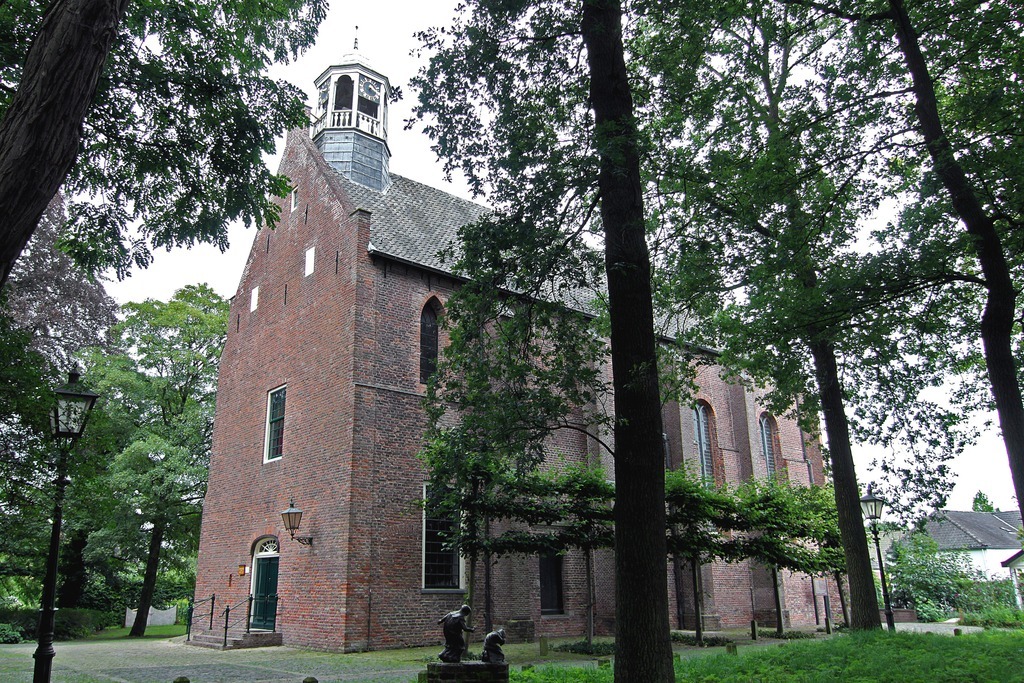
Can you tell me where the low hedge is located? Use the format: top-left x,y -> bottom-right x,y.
0,607 -> 119,641
959,606 -> 1024,629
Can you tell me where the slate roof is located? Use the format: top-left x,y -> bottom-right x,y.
922,510 -> 1023,552
340,172 -> 488,277
335,169 -> 689,335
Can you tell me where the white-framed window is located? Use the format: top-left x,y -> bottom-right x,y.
760,414 -> 778,478
305,246 -> 315,276
291,188 -> 298,211
250,286 -> 259,312
423,484 -> 463,590
693,403 -> 714,483
264,386 -> 286,462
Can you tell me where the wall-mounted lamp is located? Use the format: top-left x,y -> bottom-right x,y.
238,564 -> 247,576
281,500 -> 313,546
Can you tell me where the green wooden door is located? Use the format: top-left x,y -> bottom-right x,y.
251,556 -> 279,630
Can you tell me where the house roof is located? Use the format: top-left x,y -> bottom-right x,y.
344,171 -> 610,316
1003,549 -> 1024,568
922,510 -> 1023,552
342,172 -> 489,277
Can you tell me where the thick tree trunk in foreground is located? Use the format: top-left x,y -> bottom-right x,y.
582,2 -> 673,679
0,0 -> 129,286
129,519 -> 165,638
887,0 -> 1024,525
808,338 -> 882,630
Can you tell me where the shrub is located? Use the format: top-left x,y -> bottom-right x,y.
913,598 -> 948,623
961,578 -> 1018,613
0,607 -> 118,641
887,533 -> 981,614
552,640 -> 616,656
959,606 -> 1024,629
670,631 -> 733,646
768,630 -> 816,639
0,622 -> 22,644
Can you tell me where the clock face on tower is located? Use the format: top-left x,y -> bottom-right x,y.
359,76 -> 382,103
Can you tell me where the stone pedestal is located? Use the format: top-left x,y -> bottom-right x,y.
425,662 -> 510,682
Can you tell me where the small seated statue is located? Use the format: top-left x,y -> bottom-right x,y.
438,604 -> 474,663
481,628 -> 506,663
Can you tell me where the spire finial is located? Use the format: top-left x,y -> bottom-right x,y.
354,25 -> 359,51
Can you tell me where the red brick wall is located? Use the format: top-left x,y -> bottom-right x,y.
194,125 -> 833,652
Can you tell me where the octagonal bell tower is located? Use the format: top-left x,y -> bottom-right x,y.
310,43 -> 392,192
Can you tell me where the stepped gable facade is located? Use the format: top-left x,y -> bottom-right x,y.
192,49 -> 834,652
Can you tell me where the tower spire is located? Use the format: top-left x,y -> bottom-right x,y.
353,25 -> 359,51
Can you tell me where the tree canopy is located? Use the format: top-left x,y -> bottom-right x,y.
80,284 -> 228,636
0,0 -> 328,285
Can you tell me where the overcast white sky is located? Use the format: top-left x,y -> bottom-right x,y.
101,0 -> 1017,516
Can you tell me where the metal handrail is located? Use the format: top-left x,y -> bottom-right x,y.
221,595 -> 253,647
186,594 -> 215,641
220,594 -> 280,646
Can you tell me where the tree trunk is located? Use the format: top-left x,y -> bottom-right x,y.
691,556 -> 704,645
673,552 -> 687,629
129,518 -> 165,637
585,547 -> 595,647
808,337 -> 881,630
581,2 -> 673,679
0,0 -> 130,286
772,566 -> 784,637
833,570 -> 850,627
56,528 -> 89,608
483,545 -> 493,633
887,0 -> 1024,525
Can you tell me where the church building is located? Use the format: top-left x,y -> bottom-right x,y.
190,49 -> 835,651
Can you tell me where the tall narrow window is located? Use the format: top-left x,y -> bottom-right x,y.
539,552 -> 564,615
760,415 -> 778,478
264,386 -> 286,462
423,486 -> 460,589
693,404 -> 713,483
420,304 -> 439,383
250,286 -> 259,312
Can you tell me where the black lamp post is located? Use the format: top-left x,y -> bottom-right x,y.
281,500 -> 313,546
33,371 -> 98,683
860,485 -> 896,632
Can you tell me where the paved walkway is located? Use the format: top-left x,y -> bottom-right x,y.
0,637 -> 426,683
0,622 -> 988,683
893,620 -> 983,635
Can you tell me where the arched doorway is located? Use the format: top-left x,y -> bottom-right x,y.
250,537 -> 280,630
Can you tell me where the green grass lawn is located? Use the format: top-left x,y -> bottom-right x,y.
510,630 -> 1024,682
85,624 -> 187,641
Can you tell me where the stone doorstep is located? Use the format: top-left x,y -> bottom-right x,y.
186,630 -> 282,650
425,661 -> 510,683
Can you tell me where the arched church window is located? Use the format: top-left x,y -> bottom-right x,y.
334,76 -> 353,111
760,414 -> 779,478
420,303 -> 439,384
693,403 -> 715,484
